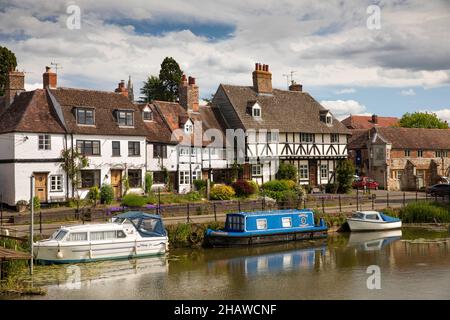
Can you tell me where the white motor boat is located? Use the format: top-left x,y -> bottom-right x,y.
346,211 -> 402,231
34,212 -> 168,264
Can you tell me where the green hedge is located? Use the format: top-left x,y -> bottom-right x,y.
121,193 -> 146,207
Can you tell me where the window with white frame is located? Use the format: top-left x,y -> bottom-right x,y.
191,148 -> 197,156
299,164 -> 308,180
436,150 -> 448,158
320,164 -> 328,179
267,131 -> 279,143
417,150 -> 423,157
192,170 -> 202,181
405,149 -> 411,157
282,217 -> 292,228
326,115 -> 332,124
252,105 -> 261,118
300,133 -> 314,143
331,134 -> 339,143
179,171 -> 190,185
50,175 -> 63,192
67,232 -> 88,242
185,123 -> 193,134
179,147 -> 189,156
38,134 -> 51,150
252,164 -> 262,176
76,108 -> 95,125
117,110 -> 134,127
256,219 -> 267,230
143,109 -> 153,121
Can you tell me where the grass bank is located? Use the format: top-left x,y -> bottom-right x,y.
166,221 -> 224,248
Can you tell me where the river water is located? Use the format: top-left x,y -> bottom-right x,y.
18,228 -> 450,300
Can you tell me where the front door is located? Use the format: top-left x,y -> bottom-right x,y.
309,160 -> 318,186
34,173 -> 48,202
111,170 -> 122,199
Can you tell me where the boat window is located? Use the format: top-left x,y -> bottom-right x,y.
66,232 -> 88,242
53,230 -> 68,241
90,231 -> 118,241
117,230 -> 126,238
228,216 -> 244,231
282,217 -> 292,228
352,212 -> 365,219
365,214 -> 379,220
140,218 -> 158,233
256,219 -> 267,230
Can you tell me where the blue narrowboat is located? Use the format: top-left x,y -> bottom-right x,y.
205,209 -> 327,247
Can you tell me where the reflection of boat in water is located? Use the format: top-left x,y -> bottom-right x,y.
37,255 -> 168,288
347,230 -> 402,251
206,242 -> 326,276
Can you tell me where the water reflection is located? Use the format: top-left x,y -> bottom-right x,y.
347,230 -> 402,251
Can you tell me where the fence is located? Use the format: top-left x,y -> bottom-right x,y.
1,190 -> 449,238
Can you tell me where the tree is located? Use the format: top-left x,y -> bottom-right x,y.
0,46 -> 18,96
335,159 -> 355,194
277,162 -> 298,181
140,75 -> 164,103
60,148 -> 89,200
140,57 -> 183,102
399,112 -> 448,129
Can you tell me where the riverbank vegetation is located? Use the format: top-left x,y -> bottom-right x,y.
166,221 -> 224,248
398,202 -> 450,223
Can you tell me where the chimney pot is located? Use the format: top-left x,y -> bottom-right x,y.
4,70 -> 25,108
372,114 -> 378,124
252,62 -> 272,94
289,83 -> 303,92
188,76 -> 196,85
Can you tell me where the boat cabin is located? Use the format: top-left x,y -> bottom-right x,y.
350,211 -> 399,222
224,209 -> 323,233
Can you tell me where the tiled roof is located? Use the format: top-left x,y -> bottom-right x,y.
347,129 -> 370,149
50,88 -> 147,136
218,85 -> 350,134
0,90 -> 66,134
342,115 -> 398,129
136,103 -> 174,144
374,127 -> 450,149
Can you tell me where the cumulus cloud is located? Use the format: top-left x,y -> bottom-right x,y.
0,0 -> 449,98
435,109 -> 450,122
400,88 -> 416,96
320,100 -> 369,120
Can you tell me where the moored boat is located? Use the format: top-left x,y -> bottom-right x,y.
205,209 -> 327,247
34,211 -> 168,264
346,211 -> 402,231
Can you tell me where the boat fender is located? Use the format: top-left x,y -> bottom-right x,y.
57,250 -> 63,259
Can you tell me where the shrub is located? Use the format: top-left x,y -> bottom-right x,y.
336,159 -> 355,193
232,180 -> 257,197
277,190 -> 299,209
277,162 -> 298,181
185,191 -> 202,201
262,179 -> 296,192
399,202 -> 450,223
100,184 -> 114,205
210,184 -> 235,200
145,172 -> 153,194
325,183 -> 338,194
193,179 -> 207,191
121,193 -> 146,207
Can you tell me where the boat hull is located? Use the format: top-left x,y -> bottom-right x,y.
34,237 -> 168,264
347,219 -> 402,231
206,230 -> 328,248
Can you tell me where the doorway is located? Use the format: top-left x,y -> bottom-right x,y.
111,170 -> 122,199
34,173 -> 48,202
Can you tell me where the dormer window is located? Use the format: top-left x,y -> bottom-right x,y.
326,115 -> 332,124
117,110 -> 134,127
320,110 -> 333,125
142,106 -> 153,121
76,107 -> 95,125
252,104 -> 261,118
185,123 -> 193,134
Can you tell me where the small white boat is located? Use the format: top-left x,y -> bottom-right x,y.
346,211 -> 402,231
34,212 -> 168,264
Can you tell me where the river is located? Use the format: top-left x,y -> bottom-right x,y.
16,228 -> 450,300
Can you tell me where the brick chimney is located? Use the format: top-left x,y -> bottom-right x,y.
252,63 -> 272,94
114,80 -> 128,97
288,82 -> 302,92
43,66 -> 57,89
372,114 -> 378,124
5,69 -> 25,108
179,74 -> 199,112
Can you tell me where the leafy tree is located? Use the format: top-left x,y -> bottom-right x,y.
145,172 -> 153,194
277,162 -> 298,181
140,57 -> 183,102
399,112 -> 448,129
0,46 -> 18,96
100,184 -> 114,205
159,57 -> 183,101
335,159 -> 355,194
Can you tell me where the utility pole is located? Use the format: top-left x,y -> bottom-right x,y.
29,176 -> 35,275
51,62 -> 63,75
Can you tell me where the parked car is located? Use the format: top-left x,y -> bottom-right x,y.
426,184 -> 450,197
352,176 -> 379,190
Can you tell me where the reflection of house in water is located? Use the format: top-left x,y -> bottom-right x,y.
208,246 -> 326,277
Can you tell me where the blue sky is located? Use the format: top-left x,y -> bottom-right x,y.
1,0 -> 449,121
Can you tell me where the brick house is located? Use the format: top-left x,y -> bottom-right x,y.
342,114 -> 399,130
354,127 -> 450,190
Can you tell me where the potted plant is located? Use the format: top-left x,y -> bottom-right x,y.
16,200 -> 28,213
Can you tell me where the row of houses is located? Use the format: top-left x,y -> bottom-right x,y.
0,63 -> 349,206
344,115 -> 450,191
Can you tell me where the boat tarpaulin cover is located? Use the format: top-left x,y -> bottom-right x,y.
115,211 -> 167,237
380,213 -> 400,222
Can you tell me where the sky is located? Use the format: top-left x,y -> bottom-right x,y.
1,0 -> 450,121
